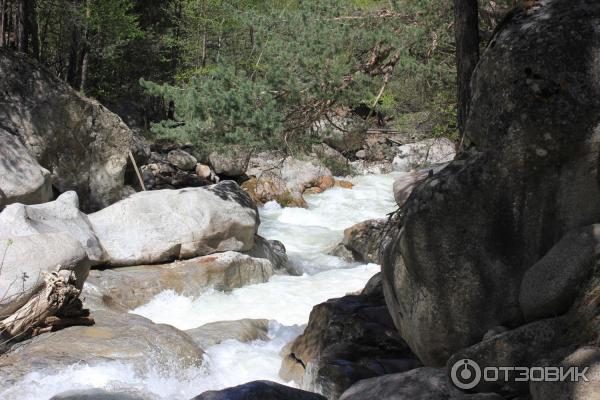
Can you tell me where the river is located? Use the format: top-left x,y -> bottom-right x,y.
3,172 -> 399,400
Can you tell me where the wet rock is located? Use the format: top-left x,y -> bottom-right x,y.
0,191 -> 106,263
89,181 -> 258,266
191,381 -> 326,400
245,235 -> 288,271
0,310 -> 204,384
186,319 -> 270,348
0,128 -> 52,209
84,251 -> 274,310
279,277 -> 419,399
342,219 -> 386,264
0,49 -> 133,212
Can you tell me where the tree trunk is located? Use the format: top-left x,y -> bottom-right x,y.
28,0 -> 38,59
0,0 -> 5,47
79,0 -> 90,93
66,28 -> 79,86
454,0 -> 480,137
16,0 -> 27,53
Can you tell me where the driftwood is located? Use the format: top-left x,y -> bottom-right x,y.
0,269 -> 94,341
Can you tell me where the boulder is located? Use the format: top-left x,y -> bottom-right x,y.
311,144 -> 352,176
312,113 -> 367,153
196,164 -> 214,180
244,153 -> 332,207
84,251 -> 274,310
530,346 -> 600,400
382,0 -> 600,366
191,381 -> 326,400
0,310 -> 204,384
520,224 -> 600,322
186,319 -> 270,348
391,138 -> 455,172
209,147 -> 252,177
0,191 -> 105,262
0,233 -> 90,318
447,317 -> 568,395
245,235 -> 288,271
339,368 -> 504,400
279,278 -> 419,399
0,49 -> 133,212
0,128 -> 52,209
88,181 -> 258,266
167,149 -> 198,171
342,219 -> 386,264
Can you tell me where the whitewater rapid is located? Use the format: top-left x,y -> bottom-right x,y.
2,173 -> 399,400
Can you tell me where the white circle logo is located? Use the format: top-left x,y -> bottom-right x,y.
450,358 -> 482,390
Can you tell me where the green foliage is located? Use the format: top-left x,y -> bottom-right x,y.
143,0 -> 457,153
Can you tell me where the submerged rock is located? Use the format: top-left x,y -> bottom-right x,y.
89,181 -> 258,266
0,128 -> 52,209
0,49 -> 133,212
84,251 -> 274,310
186,319 -> 270,348
191,381 -> 326,400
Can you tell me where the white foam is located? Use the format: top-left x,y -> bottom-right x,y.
2,172 -> 401,400
132,264 -> 380,329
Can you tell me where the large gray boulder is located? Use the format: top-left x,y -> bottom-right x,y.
0,191 -> 105,262
0,49 -> 133,212
0,129 -> 52,209
84,251 -> 274,310
520,224 -> 600,322
88,181 -> 258,266
382,0 -> 600,366
191,381 -> 326,400
0,233 -> 90,318
0,310 -> 203,384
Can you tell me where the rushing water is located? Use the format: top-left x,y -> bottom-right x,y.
2,173 -> 399,400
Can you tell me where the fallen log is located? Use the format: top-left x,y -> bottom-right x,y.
0,268 -> 93,340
